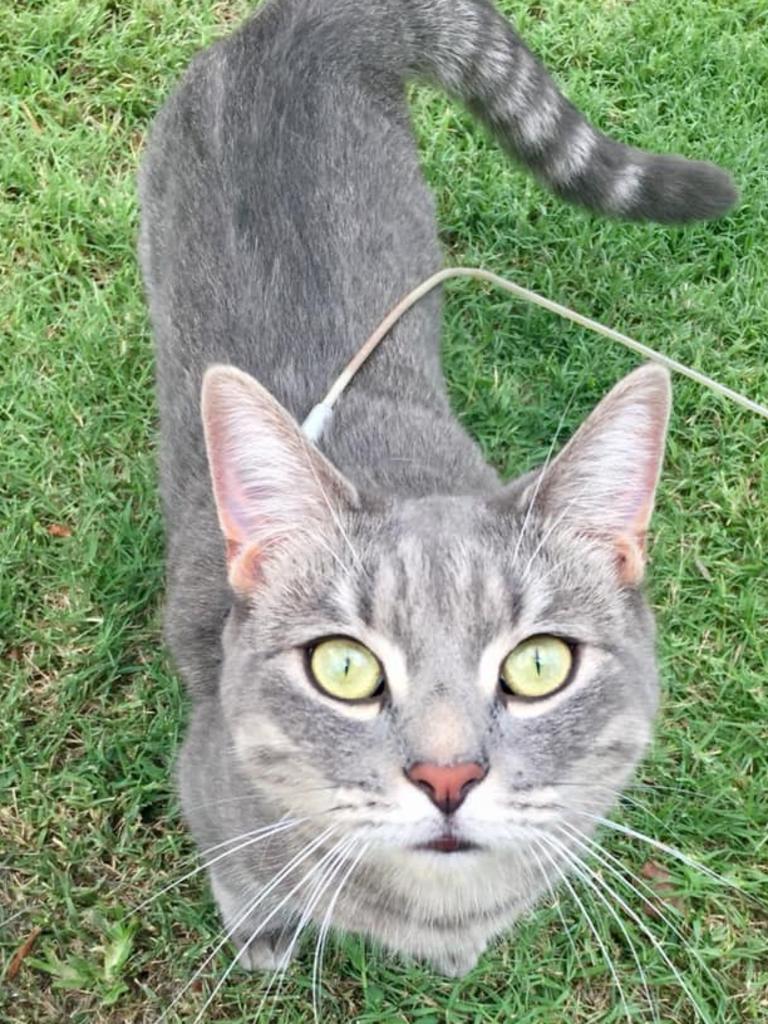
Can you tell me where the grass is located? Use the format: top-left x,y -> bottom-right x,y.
2,0 -> 766,1021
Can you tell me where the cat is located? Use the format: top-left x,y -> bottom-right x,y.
138,0 -> 736,979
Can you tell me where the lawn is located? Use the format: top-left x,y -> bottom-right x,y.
2,1 -> 766,1022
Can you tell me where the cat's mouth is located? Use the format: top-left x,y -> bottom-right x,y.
416,834 -> 480,854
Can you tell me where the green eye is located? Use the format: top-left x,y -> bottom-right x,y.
308,638 -> 384,701
500,635 -> 573,699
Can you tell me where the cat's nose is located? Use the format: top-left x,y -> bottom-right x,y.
405,761 -> 487,814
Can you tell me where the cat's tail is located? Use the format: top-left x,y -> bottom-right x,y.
318,0 -> 737,223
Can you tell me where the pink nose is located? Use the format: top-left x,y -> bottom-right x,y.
405,761 -> 487,814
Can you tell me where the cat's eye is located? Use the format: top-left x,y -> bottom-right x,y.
500,635 -> 574,700
308,637 -> 385,702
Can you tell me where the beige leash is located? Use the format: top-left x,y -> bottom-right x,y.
302,266 -> 768,441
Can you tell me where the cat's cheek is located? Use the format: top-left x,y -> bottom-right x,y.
591,709 -> 654,764
230,713 -> 291,762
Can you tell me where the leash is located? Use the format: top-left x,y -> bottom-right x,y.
301,266 -> 768,442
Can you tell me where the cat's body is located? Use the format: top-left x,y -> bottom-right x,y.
139,0 -> 735,976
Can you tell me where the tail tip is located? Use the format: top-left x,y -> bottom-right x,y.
636,156 -> 739,224
672,159 -> 739,222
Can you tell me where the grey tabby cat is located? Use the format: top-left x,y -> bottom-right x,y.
138,0 -> 736,978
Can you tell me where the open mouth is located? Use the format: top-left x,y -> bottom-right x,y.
417,834 -> 479,854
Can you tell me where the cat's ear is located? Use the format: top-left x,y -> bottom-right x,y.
521,364 -> 671,585
202,365 -> 358,592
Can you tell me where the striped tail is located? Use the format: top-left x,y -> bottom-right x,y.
319,0 -> 737,223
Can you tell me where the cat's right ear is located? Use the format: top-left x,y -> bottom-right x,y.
201,365 -> 358,592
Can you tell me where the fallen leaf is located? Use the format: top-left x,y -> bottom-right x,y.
640,860 -> 685,916
46,523 -> 72,538
640,860 -> 671,883
7,927 -> 42,981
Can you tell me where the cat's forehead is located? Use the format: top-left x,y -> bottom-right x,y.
353,496 -> 621,661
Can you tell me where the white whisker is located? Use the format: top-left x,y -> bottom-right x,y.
545,831 -> 660,1023
574,813 -> 756,903
527,838 -> 586,970
534,836 -> 634,1024
198,818 -> 303,858
303,446 -> 366,578
559,822 -> 724,998
252,836 -> 362,1024
561,819 -> 684,924
133,819 -> 303,915
546,829 -> 712,1023
156,825 -> 335,1024
312,840 -> 369,1023
188,830 -> 348,1024
520,496 -> 579,582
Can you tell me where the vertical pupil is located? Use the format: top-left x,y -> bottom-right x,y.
533,647 -> 542,676
343,655 -> 351,677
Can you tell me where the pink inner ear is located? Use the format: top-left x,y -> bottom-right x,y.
615,532 -> 646,586
201,365 -> 359,589
533,365 -> 671,584
204,412 -> 253,553
629,440 -> 665,535
202,368 -> 300,559
228,541 -> 265,592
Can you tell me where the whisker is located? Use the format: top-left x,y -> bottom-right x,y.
156,825 -> 336,1024
553,779 -> 704,800
198,818 -> 304,858
559,822 -> 724,999
526,839 -> 586,971
132,819 -> 303,916
533,836 -> 634,1024
544,831 -> 660,1023
188,831 -> 349,1024
545,830 -> 712,1023
560,821 -> 684,923
520,496 -> 580,582
252,836 -> 362,1024
558,782 -> 690,843
521,554 -> 573,590
312,840 -> 369,1023
573,812 -> 762,906
303,447 -> 366,578
281,836 -> 359,972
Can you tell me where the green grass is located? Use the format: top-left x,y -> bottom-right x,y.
2,0 -> 766,1021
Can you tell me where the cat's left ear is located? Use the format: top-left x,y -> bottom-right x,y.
202,365 -> 358,593
514,364 -> 671,585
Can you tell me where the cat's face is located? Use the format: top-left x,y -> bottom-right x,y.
204,364 -> 668,881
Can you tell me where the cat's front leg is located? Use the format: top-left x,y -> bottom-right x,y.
210,872 -> 298,973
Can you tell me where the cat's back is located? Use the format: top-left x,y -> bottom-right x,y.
139,2 -> 442,471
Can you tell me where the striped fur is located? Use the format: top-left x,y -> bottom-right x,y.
139,0 -> 726,982
313,0 -> 737,221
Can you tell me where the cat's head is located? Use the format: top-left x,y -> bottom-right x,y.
201,364 -> 669,876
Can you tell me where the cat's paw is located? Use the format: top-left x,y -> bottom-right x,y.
232,930 -> 297,973
426,947 -> 482,978
211,874 -> 297,973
